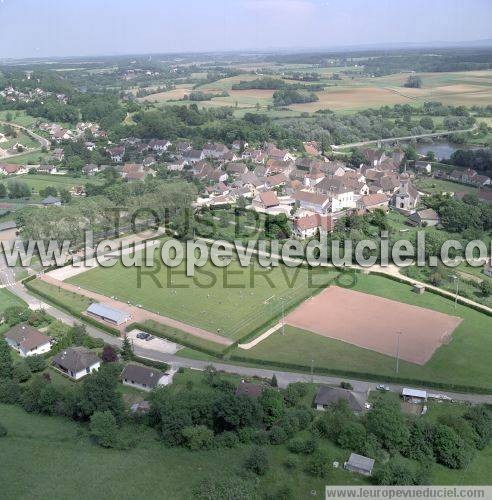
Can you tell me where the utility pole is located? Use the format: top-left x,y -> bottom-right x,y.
281,299 -> 285,336
396,331 -> 402,374
311,359 -> 314,383
452,275 -> 459,309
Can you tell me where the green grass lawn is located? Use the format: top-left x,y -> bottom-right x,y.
0,402 -> 368,499
8,174 -> 102,194
0,288 -> 26,314
414,178 -> 478,195
237,273 -> 492,390
67,253 -> 338,340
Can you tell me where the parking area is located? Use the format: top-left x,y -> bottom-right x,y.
127,329 -> 183,354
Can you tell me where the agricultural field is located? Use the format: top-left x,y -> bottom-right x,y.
0,288 -> 25,314
0,110 -> 38,128
236,273 -> 492,391
141,68 -> 492,114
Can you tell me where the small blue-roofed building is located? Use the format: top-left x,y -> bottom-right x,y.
86,302 -> 132,326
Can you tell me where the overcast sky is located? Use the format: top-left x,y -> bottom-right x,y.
0,0 -> 491,59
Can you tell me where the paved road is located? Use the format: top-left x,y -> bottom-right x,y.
331,125 -> 477,150
0,120 -> 50,159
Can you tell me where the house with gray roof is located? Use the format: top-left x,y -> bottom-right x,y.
5,324 -> 51,357
344,453 -> 375,476
52,347 -> 100,380
314,386 -> 367,413
121,363 -> 174,391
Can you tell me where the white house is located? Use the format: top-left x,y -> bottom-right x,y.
4,324 -> 51,357
52,347 -> 100,380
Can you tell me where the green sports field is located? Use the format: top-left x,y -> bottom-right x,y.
67,253 -> 338,340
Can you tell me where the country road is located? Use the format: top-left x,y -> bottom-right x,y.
331,125 -> 477,150
0,120 -> 50,159
1,251 -> 491,404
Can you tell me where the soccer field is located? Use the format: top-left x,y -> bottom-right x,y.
67,256 -> 338,340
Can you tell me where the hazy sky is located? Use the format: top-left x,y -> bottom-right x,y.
0,0 -> 491,59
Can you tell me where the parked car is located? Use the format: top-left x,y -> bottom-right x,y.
377,384 -> 390,392
136,332 -> 150,340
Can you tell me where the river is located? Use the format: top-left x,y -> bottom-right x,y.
415,140 -> 481,161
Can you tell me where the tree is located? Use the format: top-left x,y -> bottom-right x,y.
464,405 -> 492,450
349,149 -> 366,168
79,364 -> 124,419
90,410 -> 118,448
419,117 -> 434,130
120,335 -> 133,361
59,189 -> 72,204
404,75 -> 422,88
366,398 -> 409,452
337,421 -> 367,452
244,446 -> 269,476
213,392 -> 263,432
271,374 -> 278,387
269,425 -> 288,445
39,186 -> 58,198
433,424 -> 474,469
101,344 -> 118,363
181,425 -> 214,451
0,339 -> 13,379
480,280 -> 491,297
374,459 -> 418,485
0,183 -> 6,198
0,423 -> 7,437
259,388 -> 285,426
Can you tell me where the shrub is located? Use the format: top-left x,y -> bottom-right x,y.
193,476 -> 257,500
287,437 -> 306,454
13,361 -> 31,383
90,410 -> 118,448
214,431 -> 239,449
306,449 -> 330,478
252,429 -> 270,445
283,455 -> 298,470
182,425 -> 214,451
0,423 -> 7,437
25,355 -> 47,372
269,425 -> 288,445
0,378 -> 21,404
237,426 -> 256,444
340,381 -> 353,390
244,446 -> 269,476
374,459 -> 418,485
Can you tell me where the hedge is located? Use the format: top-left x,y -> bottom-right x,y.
24,280 -> 121,336
229,355 -> 491,395
131,355 -> 170,372
127,321 -> 226,358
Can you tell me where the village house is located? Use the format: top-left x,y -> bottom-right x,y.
252,190 -> 280,210
294,190 -> 331,214
183,149 -> 205,164
226,162 -> 249,177
203,142 -> 230,159
167,158 -> 186,171
108,145 -> 125,163
303,141 -> 321,156
360,148 -> 387,167
263,143 -> 295,162
4,324 -> 51,357
293,213 -> 334,239
315,176 -> 357,212
0,163 -> 28,176
231,140 -> 248,151
37,164 -> 57,175
265,173 -> 288,190
52,347 -> 100,380
149,138 -> 171,153
52,148 -> 65,162
235,381 -> 264,399
121,363 -> 174,391
314,386 -> 367,413
356,193 -> 390,212
242,149 -> 266,164
483,259 -> 492,277
320,161 -> 346,177
83,164 -> 100,176
407,208 -> 440,227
